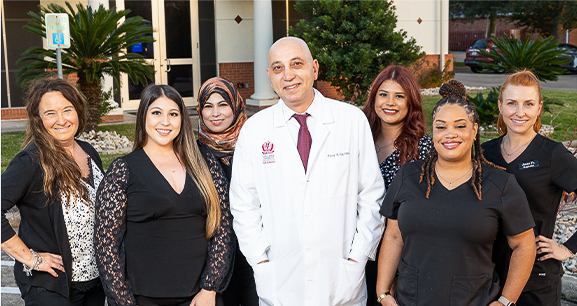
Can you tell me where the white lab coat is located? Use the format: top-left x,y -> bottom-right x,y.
230,90 -> 385,306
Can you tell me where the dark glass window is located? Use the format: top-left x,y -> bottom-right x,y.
199,0 -> 217,84
2,0 -> 42,108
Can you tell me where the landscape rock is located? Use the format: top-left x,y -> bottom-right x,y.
76,130 -> 133,154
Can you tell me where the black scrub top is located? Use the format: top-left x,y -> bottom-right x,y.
380,160 -> 534,306
482,134 -> 577,290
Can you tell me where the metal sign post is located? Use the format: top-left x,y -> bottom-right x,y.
45,13 -> 70,79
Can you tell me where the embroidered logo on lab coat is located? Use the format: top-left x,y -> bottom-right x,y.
262,141 -> 275,164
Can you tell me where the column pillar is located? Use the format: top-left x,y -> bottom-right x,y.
246,0 -> 278,111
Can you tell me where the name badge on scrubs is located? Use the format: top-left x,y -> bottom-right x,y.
518,160 -> 539,170
262,141 -> 275,164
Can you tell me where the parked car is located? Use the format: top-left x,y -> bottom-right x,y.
464,39 -> 500,73
554,43 -> 577,73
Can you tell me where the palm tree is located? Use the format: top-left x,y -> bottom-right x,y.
16,2 -> 154,131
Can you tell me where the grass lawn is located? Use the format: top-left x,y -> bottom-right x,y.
2,91 -> 575,173
421,90 -> 577,143
1,124 -> 137,173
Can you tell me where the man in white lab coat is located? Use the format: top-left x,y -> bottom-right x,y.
229,37 -> 385,306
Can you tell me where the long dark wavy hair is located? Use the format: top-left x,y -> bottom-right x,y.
134,84 -> 221,239
23,77 -> 89,205
419,80 -> 502,200
363,65 -> 426,165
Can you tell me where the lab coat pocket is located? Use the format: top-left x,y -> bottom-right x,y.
323,155 -> 352,198
253,261 -> 275,305
332,258 -> 366,305
449,273 -> 491,306
396,259 -> 418,306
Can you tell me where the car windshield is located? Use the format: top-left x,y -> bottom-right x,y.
470,40 -> 490,49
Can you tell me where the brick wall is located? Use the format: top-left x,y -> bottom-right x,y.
450,17 -> 520,33
1,73 -> 122,122
450,17 -> 526,51
1,108 -> 27,120
1,108 -> 123,122
218,62 -> 255,100
315,80 -> 345,101
570,29 -> 577,45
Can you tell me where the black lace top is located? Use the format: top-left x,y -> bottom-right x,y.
95,148 -> 235,306
379,134 -> 433,190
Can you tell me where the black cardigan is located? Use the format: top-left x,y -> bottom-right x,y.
1,140 -> 103,298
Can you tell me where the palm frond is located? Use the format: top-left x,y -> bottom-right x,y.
476,34 -> 570,81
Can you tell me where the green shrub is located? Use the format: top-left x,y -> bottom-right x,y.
468,87 -> 499,128
290,0 -> 424,103
477,35 -> 569,81
417,60 -> 455,89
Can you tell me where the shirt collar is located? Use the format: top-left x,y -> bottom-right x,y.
280,89 -> 321,124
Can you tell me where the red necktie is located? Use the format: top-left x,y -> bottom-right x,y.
293,113 -> 312,172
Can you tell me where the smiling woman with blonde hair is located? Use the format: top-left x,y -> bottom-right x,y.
1,77 -> 105,305
482,70 -> 577,306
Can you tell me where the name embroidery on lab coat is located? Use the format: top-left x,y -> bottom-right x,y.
262,141 -> 275,164
518,160 -> 539,170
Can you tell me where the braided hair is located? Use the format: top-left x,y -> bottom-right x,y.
419,80 -> 503,200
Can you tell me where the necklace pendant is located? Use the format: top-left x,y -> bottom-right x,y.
449,182 -> 453,187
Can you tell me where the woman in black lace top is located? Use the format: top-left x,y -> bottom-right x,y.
95,84 -> 235,306
362,66 -> 431,305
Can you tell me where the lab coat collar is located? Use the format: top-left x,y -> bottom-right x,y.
274,89 -> 334,127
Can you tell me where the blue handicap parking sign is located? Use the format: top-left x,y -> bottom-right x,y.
53,33 -> 64,45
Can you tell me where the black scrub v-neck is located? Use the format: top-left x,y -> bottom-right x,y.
380,160 -> 534,305
482,134 -> 577,290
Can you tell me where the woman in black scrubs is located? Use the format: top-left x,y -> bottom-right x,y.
482,70 -> 577,306
362,66 -> 432,305
95,84 -> 234,306
196,77 -> 258,306
376,81 -> 536,306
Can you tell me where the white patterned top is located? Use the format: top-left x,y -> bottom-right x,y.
61,157 -> 103,282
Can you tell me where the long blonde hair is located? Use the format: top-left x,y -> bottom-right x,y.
134,84 -> 221,239
23,77 -> 89,206
497,70 -> 543,135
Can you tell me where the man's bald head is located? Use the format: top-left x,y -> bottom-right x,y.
266,37 -> 319,113
268,37 -> 314,64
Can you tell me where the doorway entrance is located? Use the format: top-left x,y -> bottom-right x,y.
118,0 -> 201,110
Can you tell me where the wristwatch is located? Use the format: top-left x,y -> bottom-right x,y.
498,296 -> 516,306
376,291 -> 391,303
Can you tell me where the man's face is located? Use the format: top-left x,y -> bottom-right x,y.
267,38 -> 319,112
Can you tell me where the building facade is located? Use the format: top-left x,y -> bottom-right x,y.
1,0 -> 450,119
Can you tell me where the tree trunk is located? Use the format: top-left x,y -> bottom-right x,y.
489,10 -> 497,37
77,72 -> 102,132
553,22 -> 565,42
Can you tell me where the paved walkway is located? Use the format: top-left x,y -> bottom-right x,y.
2,250 -> 577,305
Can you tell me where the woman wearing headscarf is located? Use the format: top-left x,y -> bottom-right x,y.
196,77 -> 255,306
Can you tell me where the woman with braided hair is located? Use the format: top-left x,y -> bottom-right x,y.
482,70 -> 577,306
375,80 -> 536,306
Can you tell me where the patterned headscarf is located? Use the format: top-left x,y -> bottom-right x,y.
197,77 -> 247,166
